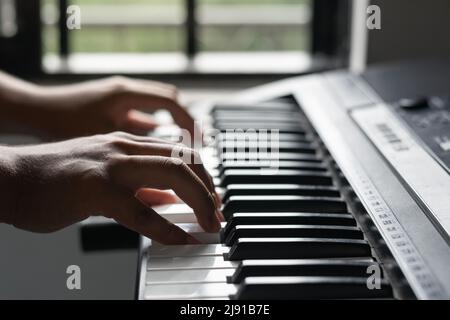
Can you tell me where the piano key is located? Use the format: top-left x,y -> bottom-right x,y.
148,244 -> 229,258
218,141 -> 316,154
213,119 -> 307,132
212,104 -> 298,112
146,268 -> 234,285
175,223 -> 223,244
145,282 -> 237,300
233,276 -> 392,299
229,259 -> 378,283
220,170 -> 333,186
217,124 -> 307,133
214,113 -> 304,121
212,109 -> 301,117
221,152 -> 320,161
225,238 -> 372,260
221,184 -> 340,202
213,115 -> 304,124
223,225 -> 364,246
222,196 -> 347,216
148,256 -> 238,270
218,161 -> 328,174
222,213 -> 357,239
217,132 -> 309,142
153,204 -> 196,223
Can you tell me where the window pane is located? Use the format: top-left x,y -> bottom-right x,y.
198,0 -> 312,52
41,0 -> 184,54
41,0 -> 58,55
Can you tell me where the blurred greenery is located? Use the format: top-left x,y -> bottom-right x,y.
42,0 -> 311,54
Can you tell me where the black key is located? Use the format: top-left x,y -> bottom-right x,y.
214,114 -> 304,124
221,184 -> 339,202
229,259 -> 378,283
222,196 -> 347,216
220,170 -> 333,186
219,142 -> 317,154
217,123 -> 306,133
213,109 -> 301,115
219,141 -> 316,154
222,213 -> 356,239
212,104 -> 298,113
233,276 -> 392,299
225,238 -> 372,260
218,132 -> 309,142
223,225 -> 364,246
221,152 -> 320,162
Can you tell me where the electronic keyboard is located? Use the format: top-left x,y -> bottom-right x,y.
137,61 -> 450,300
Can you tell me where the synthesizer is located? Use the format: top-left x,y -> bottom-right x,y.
137,61 -> 450,300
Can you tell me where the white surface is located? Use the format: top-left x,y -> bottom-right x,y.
146,268 -> 233,285
147,256 -> 237,271
144,282 -> 237,300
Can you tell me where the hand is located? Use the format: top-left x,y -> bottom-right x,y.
0,132 -> 221,244
1,74 -> 199,142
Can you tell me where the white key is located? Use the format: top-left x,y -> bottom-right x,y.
148,244 -> 229,258
216,187 -> 226,197
153,204 -> 196,223
146,268 -> 234,284
200,148 -> 218,169
147,256 -> 237,270
144,282 -> 237,300
177,222 -> 225,244
209,169 -> 220,177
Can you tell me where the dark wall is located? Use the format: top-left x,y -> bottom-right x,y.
0,0 -> 41,77
367,0 -> 450,64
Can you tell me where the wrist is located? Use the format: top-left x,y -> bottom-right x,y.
0,146 -> 20,225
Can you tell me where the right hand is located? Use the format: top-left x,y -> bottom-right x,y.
0,132 -> 221,244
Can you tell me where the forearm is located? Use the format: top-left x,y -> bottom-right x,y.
0,71 -> 55,134
0,146 -> 19,225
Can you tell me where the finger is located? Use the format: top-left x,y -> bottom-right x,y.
125,110 -> 159,132
135,188 -> 178,206
116,141 -> 217,197
111,194 -> 200,244
110,131 -> 176,145
109,156 -> 220,232
134,79 -> 179,98
116,90 -> 199,145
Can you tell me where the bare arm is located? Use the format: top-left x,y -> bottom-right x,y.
0,71 -> 200,142
0,132 -> 221,243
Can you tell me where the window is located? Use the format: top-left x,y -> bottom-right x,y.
40,0 -> 327,74
0,0 -> 350,76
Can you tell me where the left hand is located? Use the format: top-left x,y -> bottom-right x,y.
15,76 -> 200,142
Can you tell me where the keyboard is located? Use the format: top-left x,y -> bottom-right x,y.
137,61 -> 450,300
